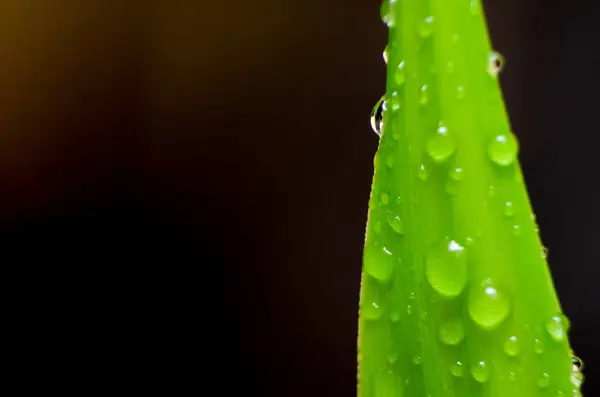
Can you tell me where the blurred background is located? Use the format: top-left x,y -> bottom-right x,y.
1,0 -> 598,394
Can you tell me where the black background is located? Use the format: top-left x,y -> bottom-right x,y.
0,1 -> 598,395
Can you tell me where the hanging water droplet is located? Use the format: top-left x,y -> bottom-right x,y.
572,356 -> 584,372
427,124 -> 456,163
504,201 -> 515,217
388,215 -> 404,235
538,372 -> 551,388
370,96 -> 385,137
471,361 -> 490,383
395,60 -> 406,85
388,91 -> 401,111
426,238 -> 468,298
418,164 -> 429,181
451,361 -> 464,377
450,167 -> 464,181
383,46 -> 389,64
488,51 -> 505,76
504,336 -> 520,357
546,314 -> 569,342
420,84 -> 429,105
380,0 -> 397,27
457,85 -> 466,99
419,16 -> 435,37
468,279 -> 510,330
439,319 -> 465,345
534,338 -> 544,354
488,133 -> 519,166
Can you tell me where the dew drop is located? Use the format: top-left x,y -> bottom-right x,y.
425,238 -> 468,298
488,133 -> 519,166
427,124 -> 456,163
504,202 -> 515,217
388,215 -> 404,235
488,184 -> 496,197
534,338 -> 544,354
468,279 -> 510,330
364,245 -> 394,282
380,191 -> 390,206
488,51 -> 505,76
471,361 -> 490,383
418,164 -> 429,181
451,361 -> 464,377
546,314 -> 569,342
362,300 -> 383,320
420,84 -> 429,105
457,85 -> 466,99
572,356 -> 584,371
465,237 -> 474,246
439,319 -> 465,345
538,372 -> 550,388
395,60 -> 406,85
512,225 -> 521,236
419,16 -> 435,37
370,96 -> 385,137
508,371 -> 517,382
380,0 -> 397,27
541,246 -> 549,259
406,304 -> 413,315
412,355 -> 422,365
571,369 -> 584,388
383,46 -> 389,64
504,336 -> 520,357
450,167 -> 464,181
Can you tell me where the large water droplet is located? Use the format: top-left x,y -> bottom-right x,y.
546,314 -> 568,342
380,0 -> 397,27
488,51 -> 505,76
419,16 -> 435,37
388,215 -> 404,235
364,245 -> 394,282
504,336 -> 520,357
471,361 -> 490,383
538,372 -> 550,388
426,238 -> 468,298
395,60 -> 406,86
439,319 -> 465,345
370,96 -> 385,137
451,361 -> 464,377
427,124 -> 456,163
468,279 -> 510,330
488,133 -> 518,166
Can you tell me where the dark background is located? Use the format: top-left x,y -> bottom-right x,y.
1,0 -> 598,394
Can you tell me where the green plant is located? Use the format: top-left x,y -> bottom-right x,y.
358,1 -> 583,396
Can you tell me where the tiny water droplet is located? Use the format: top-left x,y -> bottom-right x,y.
362,300 -> 383,320
508,371 -> 517,382
412,355 -> 422,365
386,154 -> 395,168
383,46 -> 389,64
373,221 -> 382,234
387,91 -> 401,112
488,184 -> 496,197
439,319 -> 465,345
541,246 -> 549,259
388,215 -> 404,235
504,336 -> 520,357
504,202 -> 515,217
419,16 -> 435,37
380,191 -> 389,206
450,167 -> 464,181
468,279 -> 510,330
471,361 -> 490,383
469,0 -> 481,16
406,304 -> 413,315
488,133 -> 519,166
571,369 -> 584,388
457,85 -> 466,99
465,237 -> 474,246
538,372 -> 550,388
426,238 -> 468,298
380,0 -> 397,27
388,353 -> 398,364
534,338 -> 544,354
418,164 -> 429,181
427,124 -> 456,163
420,84 -> 429,105
451,361 -> 464,377
488,51 -> 505,76
390,311 -> 401,323
512,224 -> 521,236
370,96 -> 385,137
395,61 -> 406,85
546,314 -> 568,342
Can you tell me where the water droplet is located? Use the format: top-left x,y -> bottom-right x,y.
471,361 -> 490,383
439,319 -> 465,345
538,372 -> 551,388
488,51 -> 505,76
512,225 -> 521,236
386,154 -> 395,168
465,237 -> 474,246
420,84 -> 429,105
541,246 -> 549,259
446,61 -> 456,75
504,336 -> 520,357
451,361 -> 464,377
373,221 -> 382,234
488,184 -> 496,197
418,164 -> 429,181
364,245 -> 394,282
412,355 -> 422,365
395,61 -> 406,85
370,96 -> 385,137
450,167 -> 464,181
469,0 -> 481,16
488,133 -> 519,166
427,124 -> 456,163
383,46 -> 389,64
388,353 -> 398,364
419,16 -> 435,37
468,279 -> 510,330
426,238 -> 468,298
546,314 -> 568,342
508,371 -> 517,382
534,338 -> 544,354
362,300 -> 383,320
572,356 -> 584,371
380,0 -> 397,27
406,304 -> 413,315
387,91 -> 401,112
388,215 -> 404,235
571,369 -> 584,388
504,202 -> 515,217
457,85 -> 466,99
